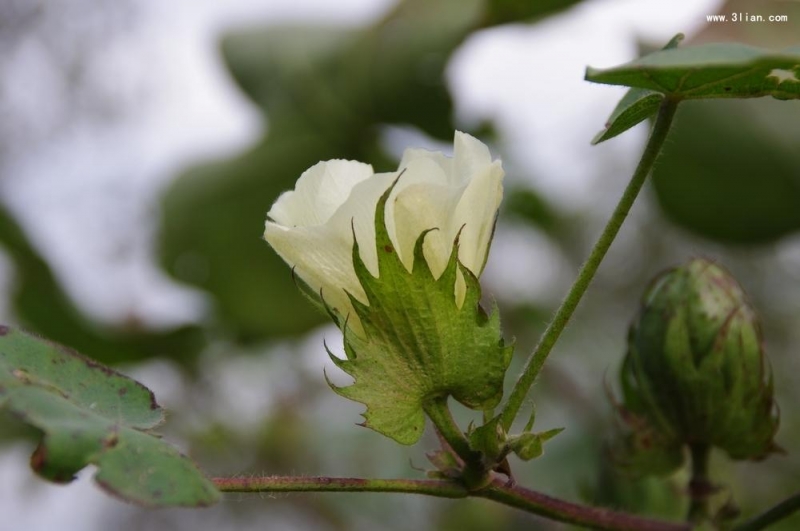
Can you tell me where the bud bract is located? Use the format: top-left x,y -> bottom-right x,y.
616,258 -> 779,474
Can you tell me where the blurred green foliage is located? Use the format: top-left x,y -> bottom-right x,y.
159,0 -> 480,342
0,205 -> 205,365
158,0 -> 588,343
653,98 -> 800,243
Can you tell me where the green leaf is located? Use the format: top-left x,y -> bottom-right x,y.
523,403 -> 536,432
0,327 -> 219,507
327,183 -> 513,445
586,37 -> 800,101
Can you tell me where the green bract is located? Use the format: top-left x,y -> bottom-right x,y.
327,182 -> 512,444
615,258 -> 779,475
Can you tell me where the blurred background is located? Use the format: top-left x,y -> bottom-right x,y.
1,0 -> 799,529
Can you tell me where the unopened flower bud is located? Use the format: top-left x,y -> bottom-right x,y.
615,258 -> 779,474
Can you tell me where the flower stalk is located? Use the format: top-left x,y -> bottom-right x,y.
499,98 -> 679,432
687,444 -> 712,524
423,396 -> 491,490
734,492 -> 800,531
422,397 -> 475,463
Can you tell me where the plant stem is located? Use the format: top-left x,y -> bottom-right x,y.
687,444 -> 712,524
214,475 -> 690,531
733,492 -> 800,531
214,476 -> 468,498
477,477 -> 690,531
499,99 -> 680,432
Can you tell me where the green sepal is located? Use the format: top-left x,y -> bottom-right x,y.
327,180 -> 513,445
289,266 -> 329,315
509,433 -> 542,462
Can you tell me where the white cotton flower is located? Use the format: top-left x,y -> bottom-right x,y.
264,131 -> 504,332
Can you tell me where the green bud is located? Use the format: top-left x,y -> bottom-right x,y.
616,258 -> 779,475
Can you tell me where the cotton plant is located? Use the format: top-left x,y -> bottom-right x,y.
1,34 -> 799,531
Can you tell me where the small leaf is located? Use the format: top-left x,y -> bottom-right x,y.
586,38 -> 800,101
523,404 -> 536,432
508,428 -> 564,462
509,433 -> 543,461
591,33 -> 682,144
328,182 -> 513,445
0,326 -> 219,507
591,89 -> 664,145
537,427 -> 565,442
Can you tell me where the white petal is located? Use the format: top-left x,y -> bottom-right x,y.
392,181 -> 462,276
268,160 -> 373,227
453,131 -> 494,186
263,130 -> 504,325
451,161 -> 504,276
264,221 -> 367,332
399,148 -> 453,182
326,172 -> 398,278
